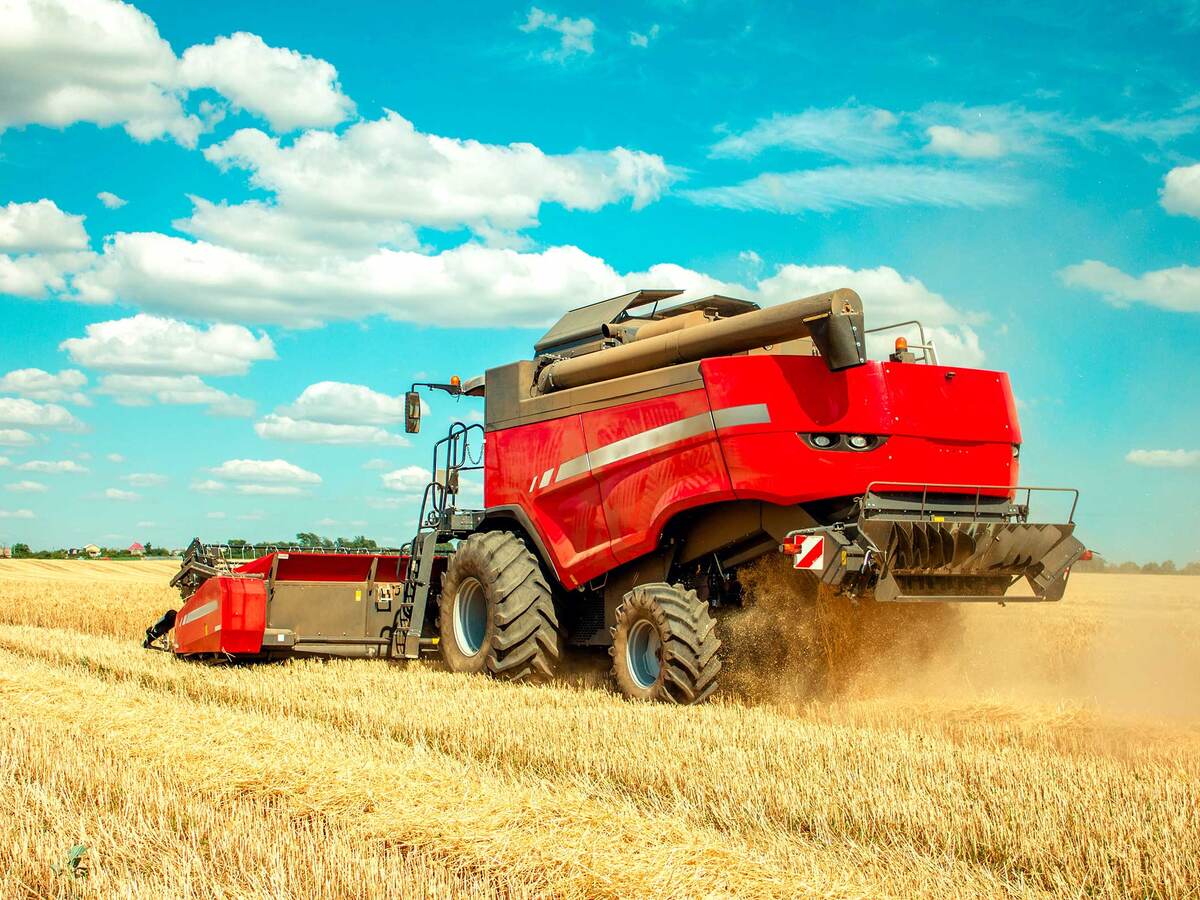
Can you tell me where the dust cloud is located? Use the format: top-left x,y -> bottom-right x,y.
723,556 -> 1200,722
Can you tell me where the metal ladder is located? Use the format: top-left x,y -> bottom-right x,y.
395,422 -> 486,659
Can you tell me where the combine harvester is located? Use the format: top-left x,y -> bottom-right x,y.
146,288 -> 1085,703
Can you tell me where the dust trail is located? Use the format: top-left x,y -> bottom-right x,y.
726,558 -> 1200,722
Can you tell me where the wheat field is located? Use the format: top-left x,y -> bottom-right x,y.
1,560 -> 1198,899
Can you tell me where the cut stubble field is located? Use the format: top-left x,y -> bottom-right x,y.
1,560 -> 1198,898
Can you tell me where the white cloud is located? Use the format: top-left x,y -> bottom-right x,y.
238,512 -> 264,521
520,7 -> 595,60
684,165 -> 1025,214
17,459 -> 87,474
0,457 -> 9,467
254,414 -> 410,446
0,368 -> 88,404
1161,163 -> 1200,219
711,105 -> 902,161
0,0 -> 200,145
105,452 -> 124,463
316,516 -> 337,527
0,200 -> 88,253
236,484 -> 303,496
629,24 -> 660,47
61,314 -> 276,375
5,480 -> 46,493
924,125 -> 1004,159
0,199 -> 94,298
104,487 -> 139,501
72,234 -> 631,326
280,382 -> 409,426
96,374 -> 254,417
190,479 -> 225,493
121,472 -> 166,487
202,113 -> 674,235
0,430 -> 36,447
97,191 -> 127,209
0,397 -> 84,431
1126,449 -> 1200,468
0,508 -> 35,519
210,458 -> 321,485
176,197 -> 419,258
1059,260 -> 1200,313
381,465 -> 431,494
179,31 -> 354,132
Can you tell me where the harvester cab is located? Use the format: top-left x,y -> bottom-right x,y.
155,286 -> 1085,705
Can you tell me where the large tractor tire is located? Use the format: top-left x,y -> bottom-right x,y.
437,531 -> 561,682
611,583 -> 721,704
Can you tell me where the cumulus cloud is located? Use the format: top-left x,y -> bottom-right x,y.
0,200 -> 88,253
179,31 -> 355,132
61,314 -> 275,375
254,414 -> 410,446
1059,260 -> 1200,313
0,199 -> 94,298
104,487 -> 139,501
202,113 -> 674,235
381,465 -> 432,494
97,191 -> 127,209
0,508 -> 35,519
190,479 -> 225,493
1161,163 -> 1200,219
924,125 -> 1004,159
96,374 -> 254,417
0,0 -> 200,145
210,458 -> 321,485
0,429 -> 36,447
1125,449 -> 1200,468
711,105 -> 903,161
519,7 -> 595,60
5,480 -> 46,493
176,197 -> 419,258
280,382 -> 409,426
684,165 -> 1025,214
0,368 -> 88,405
0,397 -> 84,431
17,459 -> 87,474
106,452 -> 124,462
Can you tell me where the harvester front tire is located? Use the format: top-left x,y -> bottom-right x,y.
437,531 -> 560,682
611,583 -> 721,704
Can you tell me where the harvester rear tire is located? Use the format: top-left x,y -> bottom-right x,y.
611,583 -> 721,704
437,531 -> 561,682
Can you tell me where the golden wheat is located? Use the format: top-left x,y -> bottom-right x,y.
0,562 -> 1197,898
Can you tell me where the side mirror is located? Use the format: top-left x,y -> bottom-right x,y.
405,391 -> 421,433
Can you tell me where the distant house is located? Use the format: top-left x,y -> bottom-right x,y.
0,546 -> 10,559
128,542 -> 146,557
83,544 -> 101,558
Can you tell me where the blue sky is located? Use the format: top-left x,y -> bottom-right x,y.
1,0 -> 1198,560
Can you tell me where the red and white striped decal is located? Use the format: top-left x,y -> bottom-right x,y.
792,536 -> 825,571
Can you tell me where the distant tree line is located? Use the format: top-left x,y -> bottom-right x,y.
7,543 -> 166,559
1072,556 -> 1200,575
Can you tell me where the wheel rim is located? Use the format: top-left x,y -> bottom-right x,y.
625,619 -> 662,689
452,577 -> 487,657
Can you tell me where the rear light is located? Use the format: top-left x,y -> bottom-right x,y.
847,434 -> 870,450
781,541 -> 803,554
1013,444 -> 1021,459
803,433 -> 884,451
1079,549 -> 1094,561
812,434 -> 835,448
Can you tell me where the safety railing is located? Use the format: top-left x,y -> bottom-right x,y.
863,481 -> 1080,524
865,320 -> 939,365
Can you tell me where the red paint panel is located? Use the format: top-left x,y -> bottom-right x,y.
174,576 -> 267,656
701,355 -> 1020,501
234,553 -> 409,583
486,413 -> 614,588
581,387 -> 735,564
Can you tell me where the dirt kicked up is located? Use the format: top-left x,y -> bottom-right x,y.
0,559 -> 1197,898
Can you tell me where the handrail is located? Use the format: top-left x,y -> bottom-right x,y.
863,480 -> 1080,524
865,319 -> 939,365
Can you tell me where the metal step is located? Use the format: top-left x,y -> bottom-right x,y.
399,529 -> 442,659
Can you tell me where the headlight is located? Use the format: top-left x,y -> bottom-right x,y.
812,434 -> 836,448
847,434 -> 870,450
